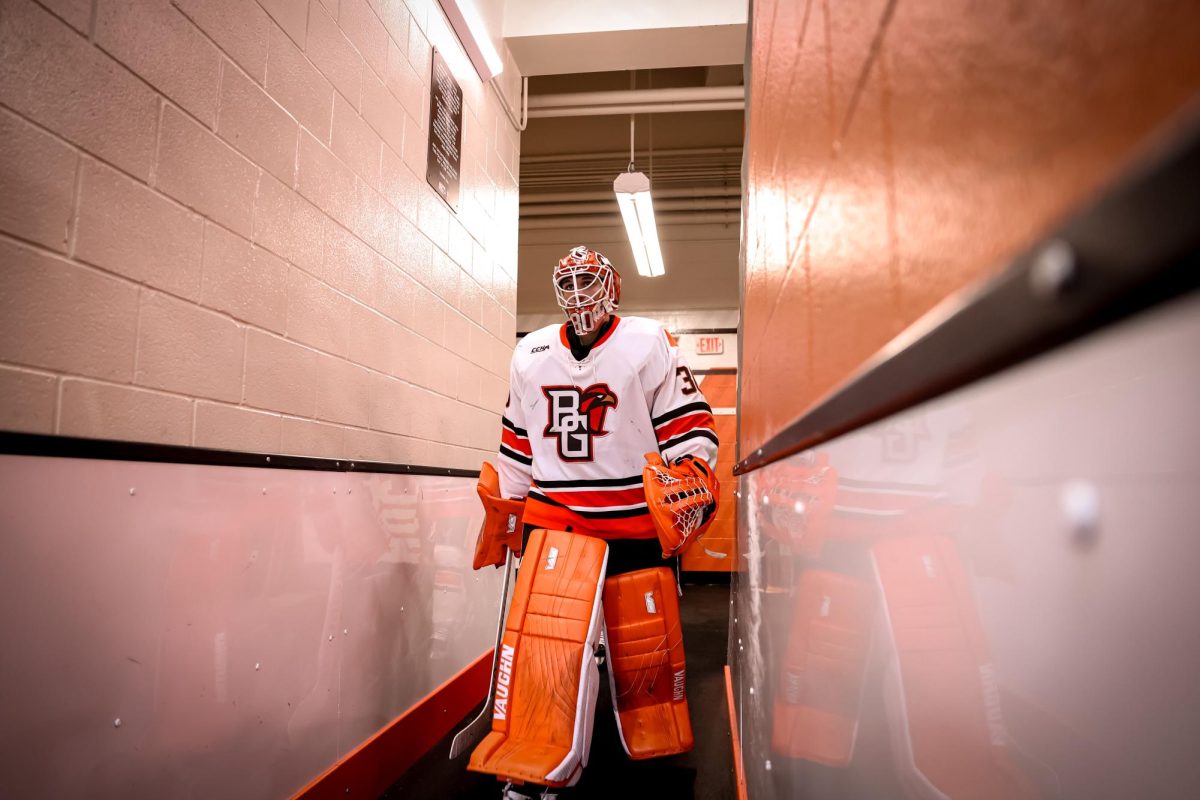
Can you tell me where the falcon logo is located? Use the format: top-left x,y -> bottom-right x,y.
542,384 -> 618,461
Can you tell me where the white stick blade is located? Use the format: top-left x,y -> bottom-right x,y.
448,709 -> 492,759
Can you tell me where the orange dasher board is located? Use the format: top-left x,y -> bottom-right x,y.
469,529 -> 609,787
603,567 -> 694,759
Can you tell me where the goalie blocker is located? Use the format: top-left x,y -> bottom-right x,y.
469,529 -> 693,789
474,462 -> 525,570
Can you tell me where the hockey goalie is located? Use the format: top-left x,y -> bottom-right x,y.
453,246 -> 720,799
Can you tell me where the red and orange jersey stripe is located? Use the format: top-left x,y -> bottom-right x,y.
536,486 -> 646,509
498,416 -> 532,466
522,475 -> 652,539
653,401 -> 718,452
835,482 -> 947,515
655,410 -> 716,444
500,427 -> 531,457
523,496 -> 656,540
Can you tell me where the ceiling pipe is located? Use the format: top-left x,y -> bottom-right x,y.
522,178 -> 740,189
520,211 -> 740,230
532,86 -> 743,108
526,165 -> 738,174
521,187 -> 741,204
522,146 -> 742,164
527,86 -> 745,118
490,75 -> 528,132
521,198 -> 741,217
529,101 -> 742,118
522,165 -> 741,178
522,179 -> 740,191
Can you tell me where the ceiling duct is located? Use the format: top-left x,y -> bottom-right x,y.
521,197 -> 741,217
520,146 -> 743,192
521,186 -> 741,204
527,86 -> 744,118
519,211 -> 740,230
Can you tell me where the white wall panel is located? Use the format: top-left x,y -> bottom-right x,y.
0,459 -> 502,798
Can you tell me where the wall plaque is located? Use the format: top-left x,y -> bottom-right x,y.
426,48 -> 463,209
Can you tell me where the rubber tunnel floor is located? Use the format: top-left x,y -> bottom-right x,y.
382,582 -> 736,800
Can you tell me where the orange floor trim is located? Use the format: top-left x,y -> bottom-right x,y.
291,648 -> 493,800
724,663 -> 749,800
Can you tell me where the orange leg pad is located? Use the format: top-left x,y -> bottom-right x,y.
602,567 -> 694,760
468,529 -> 609,787
873,534 -> 1034,799
771,569 -> 873,766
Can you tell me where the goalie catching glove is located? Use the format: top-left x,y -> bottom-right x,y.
472,461 -> 525,570
643,452 -> 719,559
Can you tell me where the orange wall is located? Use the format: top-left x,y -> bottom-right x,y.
740,0 -> 1200,454
682,371 -> 737,572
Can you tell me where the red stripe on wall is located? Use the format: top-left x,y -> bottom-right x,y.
291,649 -> 493,800
725,664 -> 749,800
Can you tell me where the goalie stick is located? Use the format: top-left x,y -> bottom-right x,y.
449,548 -> 516,759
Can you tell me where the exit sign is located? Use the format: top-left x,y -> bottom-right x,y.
696,336 -> 724,355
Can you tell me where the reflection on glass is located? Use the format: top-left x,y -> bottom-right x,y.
746,410 -> 1034,799
733,297 -> 1200,800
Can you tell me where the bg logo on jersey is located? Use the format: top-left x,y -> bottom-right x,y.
542,384 -> 618,461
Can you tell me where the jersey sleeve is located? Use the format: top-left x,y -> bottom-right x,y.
648,330 -> 719,469
497,352 -> 533,500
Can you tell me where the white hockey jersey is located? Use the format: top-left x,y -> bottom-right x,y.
497,316 -> 718,540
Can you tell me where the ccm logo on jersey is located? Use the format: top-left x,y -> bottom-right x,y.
530,344 -> 550,353
493,643 -> 515,720
542,384 -> 618,461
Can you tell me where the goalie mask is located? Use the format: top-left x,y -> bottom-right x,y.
554,246 -> 622,336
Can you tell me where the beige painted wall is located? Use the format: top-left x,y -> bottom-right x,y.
0,0 -> 522,471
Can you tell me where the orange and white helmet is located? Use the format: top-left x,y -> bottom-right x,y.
553,245 -> 622,336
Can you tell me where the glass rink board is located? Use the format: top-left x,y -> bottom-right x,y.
0,459 -> 503,798
730,292 -> 1200,800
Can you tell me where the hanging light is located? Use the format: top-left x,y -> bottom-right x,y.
613,170 -> 664,277
616,85 -> 665,277
441,0 -> 504,80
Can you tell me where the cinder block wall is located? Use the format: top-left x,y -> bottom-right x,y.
739,0 -> 1200,455
0,0 -> 520,471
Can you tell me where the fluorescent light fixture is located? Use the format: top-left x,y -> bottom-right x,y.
441,0 -> 504,81
613,171 -> 666,277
